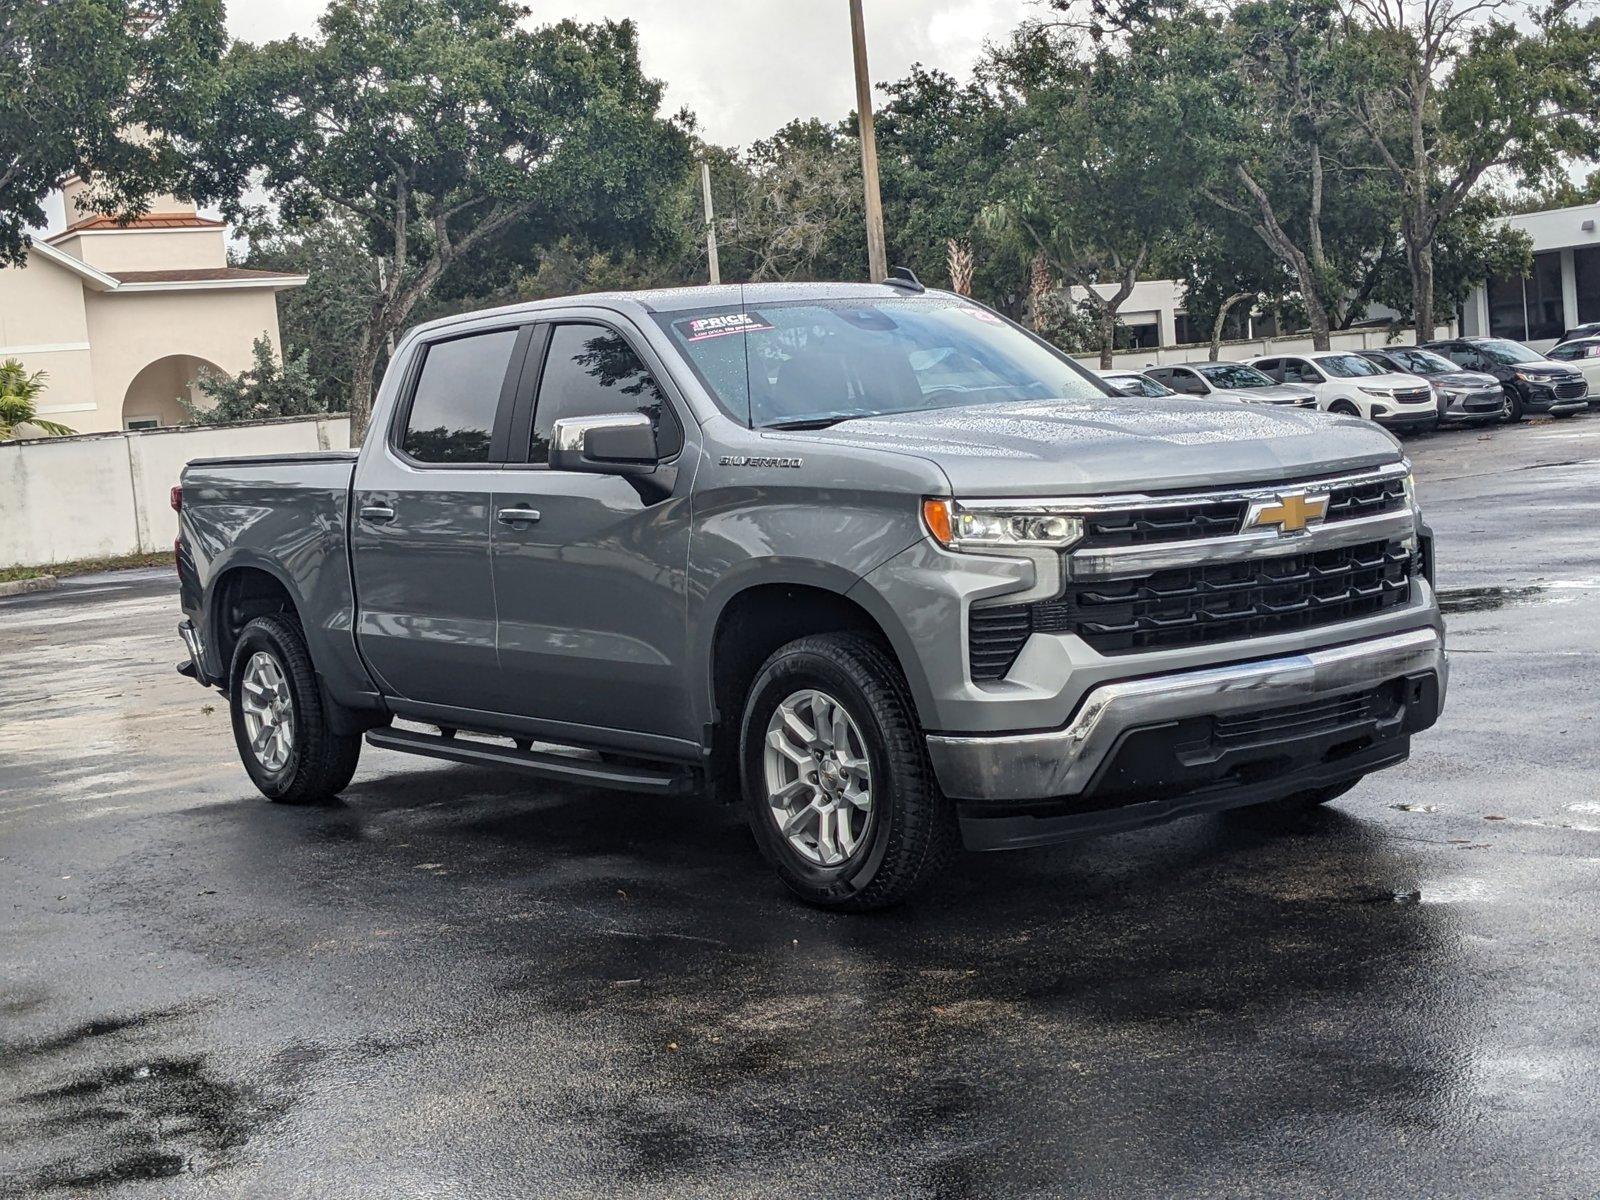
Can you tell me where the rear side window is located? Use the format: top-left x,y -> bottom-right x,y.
402,329 -> 520,463
531,323 -> 682,465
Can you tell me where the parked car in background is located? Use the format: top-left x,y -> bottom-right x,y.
1245,351 -> 1438,432
1545,337 -> 1600,406
1098,369 -> 1177,398
1144,361 -> 1317,407
1422,337 -> 1589,421
1356,347 -> 1506,427
1556,321 -> 1600,346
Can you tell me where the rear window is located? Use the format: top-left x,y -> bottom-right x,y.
655,297 -> 1109,428
401,329 -> 520,463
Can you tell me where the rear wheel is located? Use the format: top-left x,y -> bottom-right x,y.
740,633 -> 955,911
229,614 -> 360,804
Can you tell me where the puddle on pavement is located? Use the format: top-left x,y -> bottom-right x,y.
1437,579 -> 1600,614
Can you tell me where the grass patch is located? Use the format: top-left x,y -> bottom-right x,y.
0,549 -> 174,583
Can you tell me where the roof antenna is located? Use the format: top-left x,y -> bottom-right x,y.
881,265 -> 924,293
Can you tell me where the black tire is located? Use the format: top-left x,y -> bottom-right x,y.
739,633 -> 956,911
1276,779 -> 1360,808
1503,389 -> 1524,422
229,613 -> 361,804
1328,399 -> 1361,417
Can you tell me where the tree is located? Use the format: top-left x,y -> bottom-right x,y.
238,217 -> 378,411
1343,0 -> 1600,338
986,21 -> 1198,366
0,360 -> 73,439
1373,190 -> 1533,321
182,337 -> 324,424
0,0 -> 231,265
218,1 -> 692,436
1161,0 -> 1392,350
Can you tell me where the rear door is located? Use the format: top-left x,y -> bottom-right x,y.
350,323 -> 532,709
486,316 -> 697,744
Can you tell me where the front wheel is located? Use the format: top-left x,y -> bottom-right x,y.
1327,399 -> 1361,418
739,633 -> 955,911
1503,389 -> 1524,422
229,613 -> 361,804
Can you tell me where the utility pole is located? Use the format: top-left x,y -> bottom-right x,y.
700,159 -> 721,285
848,0 -> 888,283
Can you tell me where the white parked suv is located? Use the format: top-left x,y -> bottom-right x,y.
1546,337 -> 1600,405
1247,351 -> 1438,431
1143,361 -> 1317,407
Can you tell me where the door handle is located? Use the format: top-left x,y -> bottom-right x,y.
359,503 -> 396,523
496,507 -> 542,525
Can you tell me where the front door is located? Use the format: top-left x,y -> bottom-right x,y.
487,318 -> 696,744
350,323 -> 530,710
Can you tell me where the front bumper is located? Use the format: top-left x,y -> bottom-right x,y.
1439,389 -> 1506,424
928,626 -> 1446,847
1372,407 -> 1439,429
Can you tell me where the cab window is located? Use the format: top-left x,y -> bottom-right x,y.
401,328 -> 521,464
531,323 -> 683,465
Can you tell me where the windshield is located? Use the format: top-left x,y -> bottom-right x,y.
1197,363 -> 1275,388
1317,353 -> 1384,379
1475,339 -> 1544,365
1108,374 -> 1173,397
1380,349 -> 1457,375
655,297 -> 1110,428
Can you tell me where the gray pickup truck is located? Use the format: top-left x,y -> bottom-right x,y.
176,279 -> 1447,910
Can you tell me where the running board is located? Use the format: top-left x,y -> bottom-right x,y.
364,727 -> 697,795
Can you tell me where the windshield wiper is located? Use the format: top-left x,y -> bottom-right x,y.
764,413 -> 880,431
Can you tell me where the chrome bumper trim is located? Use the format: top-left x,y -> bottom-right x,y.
1069,507 -> 1416,579
926,627 -> 1446,802
178,619 -> 207,679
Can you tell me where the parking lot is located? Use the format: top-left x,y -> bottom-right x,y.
2,417 -> 1598,1198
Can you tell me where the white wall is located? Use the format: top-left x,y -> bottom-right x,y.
0,415 -> 350,569
1074,323 -> 1452,373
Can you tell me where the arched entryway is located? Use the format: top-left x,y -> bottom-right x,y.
121,354 -> 226,429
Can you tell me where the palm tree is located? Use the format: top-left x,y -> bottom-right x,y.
0,359 -> 74,440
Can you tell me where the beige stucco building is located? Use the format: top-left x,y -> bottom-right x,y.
0,178 -> 305,435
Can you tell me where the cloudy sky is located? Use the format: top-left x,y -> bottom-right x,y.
40,1 -> 1031,230
228,0 -> 1032,148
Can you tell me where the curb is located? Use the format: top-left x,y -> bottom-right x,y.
0,574 -> 58,598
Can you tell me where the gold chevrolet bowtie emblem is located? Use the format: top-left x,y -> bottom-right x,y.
1247,491 -> 1329,535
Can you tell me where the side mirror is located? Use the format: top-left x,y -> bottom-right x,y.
548,413 -> 659,474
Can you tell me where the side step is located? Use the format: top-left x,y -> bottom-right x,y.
364,726 -> 697,795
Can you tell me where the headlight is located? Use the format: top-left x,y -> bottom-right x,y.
1400,466 -> 1416,508
1513,369 -> 1534,382
922,498 -> 1085,553
1358,386 -> 1393,397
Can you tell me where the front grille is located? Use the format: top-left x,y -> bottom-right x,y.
967,537 -> 1415,676
1082,501 -> 1245,548
1078,470 -> 1406,550
1459,390 -> 1503,411
1555,380 -> 1587,399
1325,474 -> 1406,521
1393,387 -> 1432,405
1212,683 -> 1393,746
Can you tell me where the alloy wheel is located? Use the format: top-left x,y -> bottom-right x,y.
239,651 -> 295,772
762,688 -> 874,867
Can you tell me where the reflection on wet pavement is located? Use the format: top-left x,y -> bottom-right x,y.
4,426 -> 1600,1196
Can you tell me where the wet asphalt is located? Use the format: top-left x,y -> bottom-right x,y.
3,417 -> 1599,1199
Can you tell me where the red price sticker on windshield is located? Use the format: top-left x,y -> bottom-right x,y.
677,312 -> 774,341
958,306 -> 1005,325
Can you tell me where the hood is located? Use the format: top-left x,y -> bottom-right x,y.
1433,370 -> 1499,389
1353,371 -> 1430,392
1210,383 -> 1315,404
1516,360 -> 1583,379
769,396 -> 1403,498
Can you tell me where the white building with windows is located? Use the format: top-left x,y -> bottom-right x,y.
1458,201 -> 1600,350
0,177 -> 305,435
